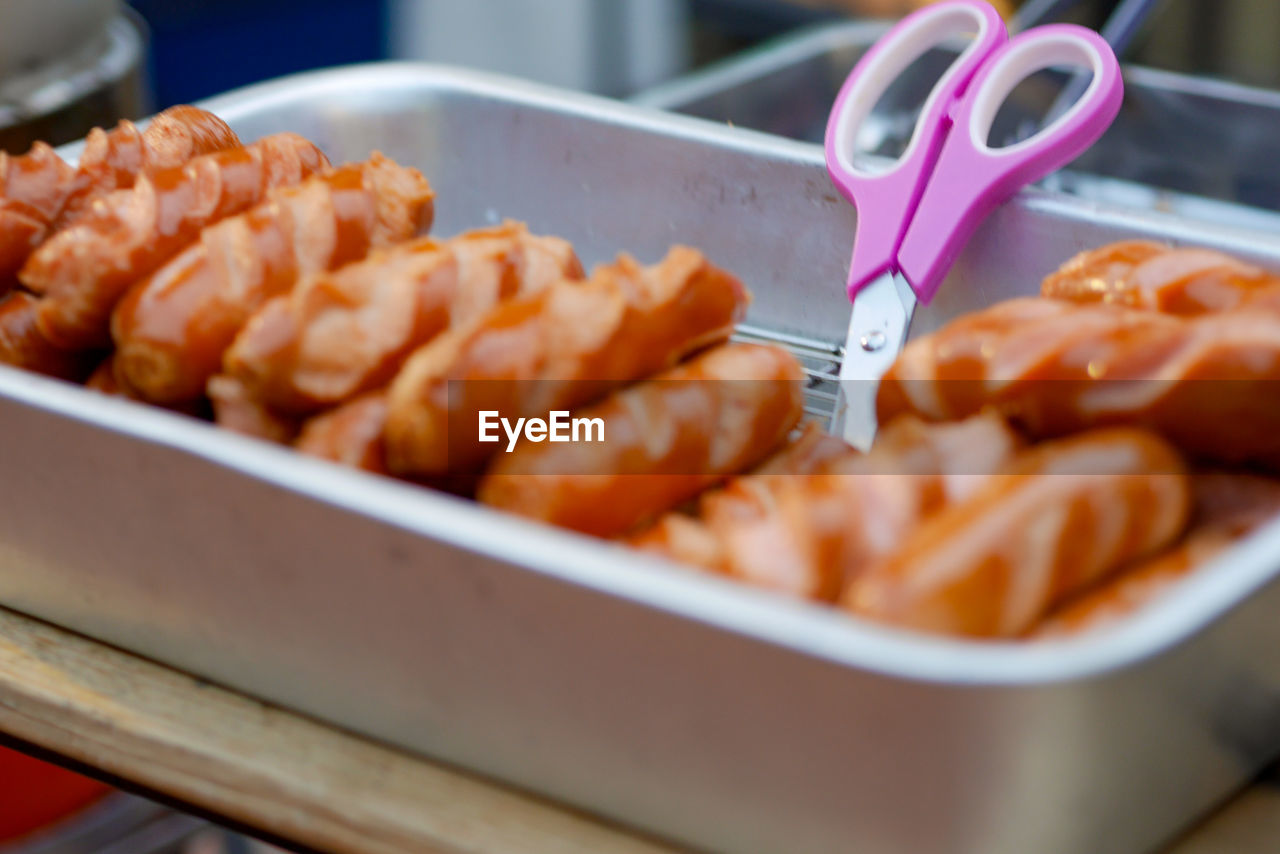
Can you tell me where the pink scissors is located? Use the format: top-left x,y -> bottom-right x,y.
826,0 -> 1123,449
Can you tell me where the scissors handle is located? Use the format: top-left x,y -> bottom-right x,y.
825,0 -> 1007,303
899,24 -> 1123,303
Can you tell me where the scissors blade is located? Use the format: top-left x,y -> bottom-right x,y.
833,271 -> 917,452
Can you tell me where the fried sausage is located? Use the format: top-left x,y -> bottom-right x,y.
1041,241 -> 1280,314
629,413 -> 1020,600
629,514 -> 728,574
85,355 -> 126,396
208,374 -> 301,444
0,108 -> 239,291
627,423 -> 856,574
0,291 -> 88,380
1031,526 -> 1231,639
844,428 -> 1191,638
55,105 -> 241,230
225,221 -> 581,416
876,298 -> 1280,468
21,133 -> 330,349
111,154 -> 434,405
0,143 -> 74,289
478,343 -> 804,537
295,391 -> 391,474
386,246 -> 749,476
752,422 -> 858,478
721,413 -> 1023,601
1033,472 -> 1280,638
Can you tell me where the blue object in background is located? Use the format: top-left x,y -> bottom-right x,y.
128,0 -> 388,107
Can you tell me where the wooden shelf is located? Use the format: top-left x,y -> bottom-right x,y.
0,604 -> 1274,854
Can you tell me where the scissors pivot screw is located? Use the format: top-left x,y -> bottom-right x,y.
859,330 -> 888,352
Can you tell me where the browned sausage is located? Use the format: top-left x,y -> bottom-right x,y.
751,422 -> 858,478
224,221 -> 581,416
876,298 -> 1280,469
710,413 -> 1023,601
478,343 -> 804,537
629,514 -> 728,573
1033,472 -> 1280,638
110,154 -> 433,406
1188,471 -> 1280,531
208,374 -> 301,444
294,391 -> 391,474
629,414 -> 1020,600
20,133 -> 330,349
1031,527 -> 1233,639
844,428 -> 1190,638
627,423 -> 856,574
55,105 -> 241,230
1039,241 -> 1280,314
0,291 -> 87,380
85,354 -> 126,396
0,108 -> 239,291
386,246 -> 749,477
0,143 -> 74,289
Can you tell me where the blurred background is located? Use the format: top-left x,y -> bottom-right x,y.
2,0 -> 1278,153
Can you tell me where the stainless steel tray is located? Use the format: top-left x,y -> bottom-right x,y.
635,21 -> 1280,232
5,63 -> 1280,854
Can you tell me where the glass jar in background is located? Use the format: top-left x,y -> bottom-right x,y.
0,0 -> 150,154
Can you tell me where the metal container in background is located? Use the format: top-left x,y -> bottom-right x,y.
0,4 -> 149,154
633,21 -> 1280,230
6,65 -> 1280,854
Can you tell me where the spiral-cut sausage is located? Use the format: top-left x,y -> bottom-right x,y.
295,391 -> 391,474
844,428 -> 1191,638
208,374 -> 300,444
225,221 -> 581,416
478,343 -> 804,537
21,133 -> 330,349
1031,527 -> 1230,639
56,105 -> 241,230
753,422 -> 858,478
1033,472 -> 1280,638
0,291 -> 87,380
0,143 -> 74,289
1041,241 -> 1280,314
0,107 -> 239,291
111,154 -> 434,405
386,246 -> 749,477
744,413 -> 1025,600
628,422 -> 856,575
85,355 -> 126,396
876,298 -> 1280,468
639,413 -> 1020,601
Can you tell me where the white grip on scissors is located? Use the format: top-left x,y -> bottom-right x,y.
829,3 -> 998,180
966,33 -> 1112,156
